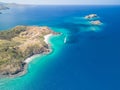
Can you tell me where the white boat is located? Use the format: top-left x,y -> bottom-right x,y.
64,36 -> 67,43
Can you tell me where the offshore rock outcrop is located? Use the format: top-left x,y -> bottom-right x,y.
85,14 -> 98,19
90,20 -> 102,25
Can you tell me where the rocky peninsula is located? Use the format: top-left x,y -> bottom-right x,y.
0,2 -> 9,14
0,3 -> 9,10
0,26 -> 58,77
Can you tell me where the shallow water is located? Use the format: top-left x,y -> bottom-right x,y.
0,5 -> 120,90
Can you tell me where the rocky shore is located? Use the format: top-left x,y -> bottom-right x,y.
0,26 -> 59,78
0,47 -> 52,78
84,14 -> 102,26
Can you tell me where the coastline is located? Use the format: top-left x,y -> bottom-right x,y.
0,34 -> 54,78
44,34 -> 53,44
24,34 -> 53,64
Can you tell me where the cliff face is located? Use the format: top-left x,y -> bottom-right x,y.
0,26 -> 54,76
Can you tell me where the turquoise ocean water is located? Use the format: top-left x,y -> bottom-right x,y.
0,5 -> 120,90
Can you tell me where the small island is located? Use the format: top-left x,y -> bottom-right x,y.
0,3 -> 9,10
90,20 -> 102,25
85,14 -> 98,19
84,14 -> 103,26
0,2 -> 9,14
0,26 -> 58,77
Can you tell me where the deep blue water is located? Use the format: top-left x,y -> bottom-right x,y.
0,5 -> 120,90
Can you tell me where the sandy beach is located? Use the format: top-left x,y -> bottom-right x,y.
0,33 -> 55,78
0,34 -> 54,78
24,34 -> 53,64
44,34 -> 53,44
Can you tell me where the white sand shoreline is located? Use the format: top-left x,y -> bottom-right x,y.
24,54 -> 41,63
0,33 -> 58,78
0,33 -> 60,78
44,34 -> 53,44
24,34 -> 53,64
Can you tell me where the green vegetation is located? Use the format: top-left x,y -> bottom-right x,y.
0,26 -> 27,40
0,26 -> 53,75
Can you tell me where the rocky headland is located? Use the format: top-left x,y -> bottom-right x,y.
0,2 -> 9,10
0,26 -> 58,77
